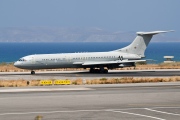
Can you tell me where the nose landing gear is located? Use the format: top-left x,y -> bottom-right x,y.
31,71 -> 35,75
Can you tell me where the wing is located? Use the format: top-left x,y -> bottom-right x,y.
73,60 -> 146,66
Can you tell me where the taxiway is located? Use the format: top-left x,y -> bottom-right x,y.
0,69 -> 180,80
0,82 -> 180,120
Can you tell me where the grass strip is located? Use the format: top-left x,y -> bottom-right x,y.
0,76 -> 180,87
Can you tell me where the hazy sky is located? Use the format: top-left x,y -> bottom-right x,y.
0,0 -> 179,38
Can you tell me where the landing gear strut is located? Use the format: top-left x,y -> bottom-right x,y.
31,71 -> 35,75
89,68 -> 108,73
133,63 -> 136,70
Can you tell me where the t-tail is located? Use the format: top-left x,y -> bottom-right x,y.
114,30 -> 174,57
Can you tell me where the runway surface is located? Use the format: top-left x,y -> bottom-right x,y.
0,69 -> 180,80
0,82 -> 180,120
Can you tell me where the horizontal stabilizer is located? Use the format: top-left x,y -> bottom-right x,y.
137,30 -> 174,35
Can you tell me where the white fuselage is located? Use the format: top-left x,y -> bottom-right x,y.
14,51 -> 141,70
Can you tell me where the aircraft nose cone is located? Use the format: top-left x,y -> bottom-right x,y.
14,62 -> 21,68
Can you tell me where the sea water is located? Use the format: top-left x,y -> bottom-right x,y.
0,42 -> 179,63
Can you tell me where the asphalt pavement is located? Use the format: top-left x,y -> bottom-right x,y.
0,82 -> 180,120
0,69 -> 180,80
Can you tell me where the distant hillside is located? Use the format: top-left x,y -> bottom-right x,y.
0,27 -> 178,42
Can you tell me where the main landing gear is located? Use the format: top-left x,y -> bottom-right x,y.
31,70 -> 35,75
89,68 -> 108,73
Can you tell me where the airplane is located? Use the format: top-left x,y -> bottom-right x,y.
14,30 -> 173,74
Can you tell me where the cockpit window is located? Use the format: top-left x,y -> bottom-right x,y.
18,58 -> 26,61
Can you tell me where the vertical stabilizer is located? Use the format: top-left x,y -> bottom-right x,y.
115,30 -> 174,57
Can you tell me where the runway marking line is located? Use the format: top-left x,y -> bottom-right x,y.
0,110 -> 165,120
110,110 -> 165,120
151,106 -> 180,109
145,108 -> 180,116
1,107 -> 180,120
106,106 -> 180,111
0,88 -> 92,93
0,110 -> 102,116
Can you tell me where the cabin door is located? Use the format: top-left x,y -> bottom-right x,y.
31,56 -> 35,64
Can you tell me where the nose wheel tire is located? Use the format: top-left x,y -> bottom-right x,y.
31,71 -> 35,75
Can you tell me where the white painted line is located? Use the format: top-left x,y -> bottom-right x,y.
151,107 -> 180,109
0,110 -> 105,116
145,108 -> 180,116
0,111 -> 76,116
0,88 -> 92,93
1,107 -> 179,119
0,109 -> 165,120
112,110 -> 165,120
106,107 -> 180,111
